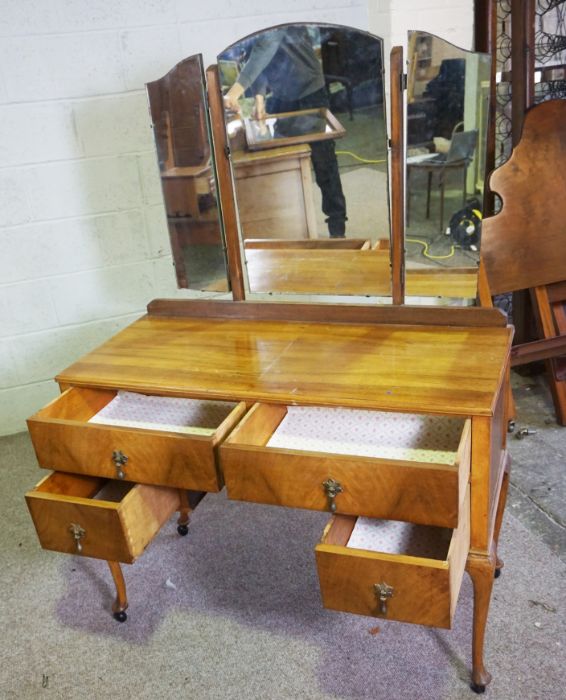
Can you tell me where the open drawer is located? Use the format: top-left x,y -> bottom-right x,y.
25,472 -> 180,563
315,488 -> 470,628
219,404 -> 471,528
27,388 -> 247,491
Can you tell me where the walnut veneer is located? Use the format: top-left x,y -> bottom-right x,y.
25,301 -> 511,695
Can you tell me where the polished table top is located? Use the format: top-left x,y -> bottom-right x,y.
58,314 -> 512,417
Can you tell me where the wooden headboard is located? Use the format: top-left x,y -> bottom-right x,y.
481,99 -> 566,296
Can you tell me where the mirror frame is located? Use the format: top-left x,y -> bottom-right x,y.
147,25 -> 496,307
210,23 -> 404,304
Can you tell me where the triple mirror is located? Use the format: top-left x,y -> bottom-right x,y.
147,25 -> 491,304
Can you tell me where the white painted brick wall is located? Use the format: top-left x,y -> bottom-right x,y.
0,1 -> 474,436
0,0 -> 369,435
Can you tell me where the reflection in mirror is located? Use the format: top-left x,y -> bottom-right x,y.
405,32 -> 491,300
217,24 -> 391,299
147,55 -> 230,293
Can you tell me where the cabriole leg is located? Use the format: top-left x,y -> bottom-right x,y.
177,489 -> 191,536
494,460 -> 511,579
466,552 -> 496,693
107,560 -> 128,622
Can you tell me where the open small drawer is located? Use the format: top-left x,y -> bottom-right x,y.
25,472 -> 180,563
220,404 -> 471,528
315,488 -> 470,628
27,388 -> 247,491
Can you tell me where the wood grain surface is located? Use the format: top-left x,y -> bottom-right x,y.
315,487 -> 470,628
220,404 -> 470,527
482,100 -> 566,294
28,387 -> 246,491
244,248 -> 478,298
26,473 -> 179,563
146,298 -> 505,327
56,315 -> 512,417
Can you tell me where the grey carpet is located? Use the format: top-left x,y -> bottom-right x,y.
1,432 -> 565,699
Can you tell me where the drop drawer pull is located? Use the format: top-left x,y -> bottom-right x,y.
69,523 -> 86,554
374,582 -> 394,615
322,478 -> 343,513
112,450 -> 128,480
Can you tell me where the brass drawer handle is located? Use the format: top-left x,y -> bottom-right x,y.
69,523 -> 86,554
322,478 -> 343,513
374,582 -> 394,615
112,450 -> 128,480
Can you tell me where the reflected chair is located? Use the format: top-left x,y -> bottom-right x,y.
407,129 -> 478,233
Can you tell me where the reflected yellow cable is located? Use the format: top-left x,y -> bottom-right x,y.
335,150 -> 386,164
406,237 -> 456,260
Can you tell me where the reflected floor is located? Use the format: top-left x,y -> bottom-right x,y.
406,167 -> 481,269
314,105 -> 389,242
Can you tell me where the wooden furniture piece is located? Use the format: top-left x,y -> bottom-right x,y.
25,302 -> 512,694
245,246 -> 478,298
231,143 -> 317,239
25,24 -> 511,696
147,56 -> 227,291
481,99 -> 566,425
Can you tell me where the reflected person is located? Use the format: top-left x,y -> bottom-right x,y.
224,26 -> 347,238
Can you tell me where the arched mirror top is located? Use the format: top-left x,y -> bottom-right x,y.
217,23 -> 392,302
145,26 -> 494,307
405,30 -> 491,303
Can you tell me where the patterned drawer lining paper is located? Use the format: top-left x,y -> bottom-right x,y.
266,406 -> 464,464
347,517 -> 451,559
89,391 -> 237,435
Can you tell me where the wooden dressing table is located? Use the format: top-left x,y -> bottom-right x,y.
25,24 -> 510,695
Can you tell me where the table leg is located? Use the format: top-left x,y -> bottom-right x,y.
177,489 -> 191,536
108,560 -> 128,622
466,551 -> 496,693
493,457 -> 511,579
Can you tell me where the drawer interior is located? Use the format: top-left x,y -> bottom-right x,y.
322,514 -> 453,561
34,471 -> 134,504
228,403 -> 466,464
37,387 -> 240,436
27,471 -> 181,563
316,487 -> 470,628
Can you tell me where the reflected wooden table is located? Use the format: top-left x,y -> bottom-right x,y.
232,144 -> 317,239
244,245 -> 478,298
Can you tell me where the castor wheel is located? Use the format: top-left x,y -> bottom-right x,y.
494,567 -> 502,579
507,419 -> 516,434
470,682 -> 486,694
113,610 -> 127,623
177,523 -> 189,536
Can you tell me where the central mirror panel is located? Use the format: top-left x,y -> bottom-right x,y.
217,24 -> 391,300
405,31 -> 491,302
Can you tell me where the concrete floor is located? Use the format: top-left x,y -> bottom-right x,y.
506,370 -> 566,561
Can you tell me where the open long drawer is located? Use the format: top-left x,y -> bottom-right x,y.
315,488 -> 471,628
26,472 -> 180,564
219,403 -> 471,528
27,387 -> 246,491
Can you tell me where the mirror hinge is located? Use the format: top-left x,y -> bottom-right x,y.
400,73 -> 407,91
224,145 -> 231,159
